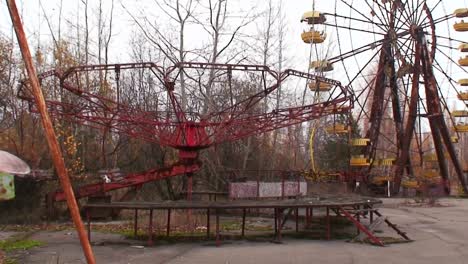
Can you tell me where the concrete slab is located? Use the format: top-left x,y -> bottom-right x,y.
3,198 -> 468,264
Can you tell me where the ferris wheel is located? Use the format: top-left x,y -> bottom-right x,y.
302,1 -> 468,195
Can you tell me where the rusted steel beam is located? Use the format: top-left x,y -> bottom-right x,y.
420,40 -> 467,194
5,1 -> 96,263
339,207 -> 384,247
393,42 -> 421,193
52,161 -> 201,202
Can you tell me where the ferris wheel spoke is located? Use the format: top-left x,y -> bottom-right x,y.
414,2 -> 429,26
329,38 -> 385,64
429,0 -> 444,14
339,0 -> 387,32
325,22 -> 386,36
432,61 -> 468,108
367,0 -> 391,28
435,46 -> 468,76
421,14 -> 454,29
324,12 -> 386,29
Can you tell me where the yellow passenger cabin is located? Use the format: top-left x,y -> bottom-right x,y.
459,79 -> 468,86
459,56 -> 468,66
455,123 -> 468,133
458,91 -> 468,100
453,110 -> 468,117
454,20 -> 468,32
460,43 -> 468,52
308,81 -> 332,92
325,124 -> 348,134
300,11 -> 326,24
301,30 -> 326,44
402,180 -> 419,189
371,176 -> 392,185
378,158 -> 396,166
454,8 -> 468,18
310,60 -> 334,72
423,153 -> 438,162
423,169 -> 440,179
350,155 -> 371,167
350,138 -> 370,146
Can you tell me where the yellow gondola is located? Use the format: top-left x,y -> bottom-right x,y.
459,79 -> 468,86
458,92 -> 468,100
402,180 -> 419,189
423,169 -> 439,179
423,153 -> 438,162
300,11 -> 326,24
325,124 -> 348,134
460,43 -> 468,52
371,176 -> 392,185
455,123 -> 468,133
301,30 -> 326,44
350,138 -> 370,146
378,158 -> 396,166
453,110 -> 468,117
454,8 -> 468,18
459,56 -> 468,66
308,81 -> 332,92
350,155 -> 371,167
310,60 -> 334,72
454,21 -> 468,32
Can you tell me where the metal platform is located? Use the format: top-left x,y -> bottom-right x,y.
83,195 -> 411,247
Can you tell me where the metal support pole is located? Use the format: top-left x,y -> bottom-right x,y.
166,209 -> 171,237
277,209 -> 283,242
207,209 -> 211,238
242,208 -> 246,237
295,208 -> 299,232
215,210 -> 220,247
356,205 -> 361,235
5,1 -> 96,263
148,210 -> 154,246
134,209 -> 138,238
326,207 -> 331,240
86,209 -> 91,242
274,208 -> 278,235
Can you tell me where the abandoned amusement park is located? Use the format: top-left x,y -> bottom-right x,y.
1,0 -> 468,263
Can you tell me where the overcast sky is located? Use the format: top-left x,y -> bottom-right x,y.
0,0 -> 467,112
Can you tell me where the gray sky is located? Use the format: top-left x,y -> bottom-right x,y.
0,0 -> 467,114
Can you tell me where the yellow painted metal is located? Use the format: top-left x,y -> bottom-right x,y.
371,176 -> 393,185
458,92 -> 468,100
350,138 -> 370,146
459,56 -> 468,66
453,110 -> 468,117
325,124 -> 348,134
455,123 -> 468,133
459,79 -> 468,86
423,169 -> 439,179
309,124 -> 317,175
300,11 -> 326,24
454,8 -> 468,18
402,180 -> 419,189
454,21 -> 468,32
301,30 -> 326,44
460,43 -> 468,52
350,155 -> 371,167
310,60 -> 334,72
423,153 -> 438,162
308,81 -> 332,92
378,158 -> 396,166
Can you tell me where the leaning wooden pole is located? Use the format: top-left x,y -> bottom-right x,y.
6,1 -> 96,263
